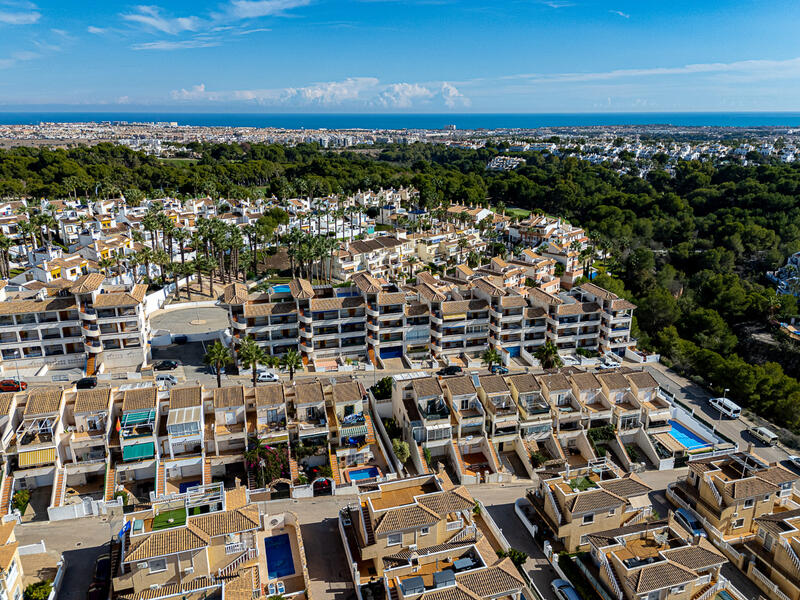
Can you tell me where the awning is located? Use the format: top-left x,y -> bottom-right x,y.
18,448 -> 56,468
341,425 -> 368,438
443,313 -> 466,321
167,406 -> 202,427
122,441 -> 155,462
628,494 -> 651,510
654,433 -> 684,454
122,409 -> 155,427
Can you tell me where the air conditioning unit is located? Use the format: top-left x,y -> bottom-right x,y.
149,585 -> 160,591
408,544 -> 417,550
184,567 -> 194,574
137,562 -> 148,569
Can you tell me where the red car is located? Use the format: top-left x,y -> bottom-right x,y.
0,380 -> 26,392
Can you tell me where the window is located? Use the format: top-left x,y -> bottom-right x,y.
743,499 -> 754,509
149,558 -> 167,573
732,518 -> 744,530
763,494 -> 771,502
582,513 -> 594,525
579,535 -> 588,546
461,399 -> 470,411
420,527 -> 429,535
608,508 -> 615,516
387,533 -> 402,546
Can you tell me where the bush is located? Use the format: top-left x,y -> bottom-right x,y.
24,581 -> 52,600
12,489 -> 30,514
423,447 -> 432,467
529,451 -> 547,467
114,491 -> 129,506
625,444 -> 640,461
371,377 -> 393,400
496,548 -> 528,569
392,438 -> 410,464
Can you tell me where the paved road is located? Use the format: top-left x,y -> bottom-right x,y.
645,364 -> 789,463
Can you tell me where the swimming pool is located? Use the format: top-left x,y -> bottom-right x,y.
668,420 -> 711,450
348,466 -> 379,482
271,284 -> 291,294
264,533 -> 295,579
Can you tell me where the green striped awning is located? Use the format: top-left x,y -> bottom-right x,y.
341,425 -> 368,438
122,442 -> 155,462
122,409 -> 156,426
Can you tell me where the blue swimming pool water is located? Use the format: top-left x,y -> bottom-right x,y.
272,284 -> 291,293
668,420 -> 711,450
715,591 -> 734,600
348,467 -> 379,481
264,533 -> 295,579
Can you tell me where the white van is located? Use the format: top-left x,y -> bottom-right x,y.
709,397 -> 741,419
749,426 -> 779,447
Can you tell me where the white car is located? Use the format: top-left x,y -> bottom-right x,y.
155,373 -> 178,388
257,371 -> 280,383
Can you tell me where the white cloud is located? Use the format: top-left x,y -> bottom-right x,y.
169,77 -> 469,109
0,49 -> 40,69
133,38 -> 220,50
441,82 -> 469,108
538,1 -> 573,8
225,0 -> 312,19
610,10 -> 629,19
0,9 -> 40,25
87,26 -> 106,34
122,5 -> 202,35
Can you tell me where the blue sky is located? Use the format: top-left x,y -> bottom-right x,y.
1,0 -> 799,112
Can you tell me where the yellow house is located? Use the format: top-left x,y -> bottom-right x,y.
0,522 -> 24,600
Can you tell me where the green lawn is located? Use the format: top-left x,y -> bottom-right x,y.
504,208 -> 531,219
569,476 -> 596,492
152,508 -> 187,530
158,157 -> 199,164
375,224 -> 394,232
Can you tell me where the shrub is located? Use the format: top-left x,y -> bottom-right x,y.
24,581 -> 52,600
114,491 -> 129,506
529,451 -> 547,467
371,377 -> 393,400
12,489 -> 30,514
625,444 -> 640,461
423,447 -> 432,467
496,548 -> 528,569
392,438 -> 410,464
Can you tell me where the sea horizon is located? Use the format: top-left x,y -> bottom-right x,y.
1,111 -> 800,130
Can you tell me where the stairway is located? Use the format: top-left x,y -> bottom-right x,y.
418,444 -> 431,474
451,441 -> 469,480
289,453 -> 300,484
86,355 -> 96,376
329,449 -> 342,486
487,442 -> 502,472
203,455 -> 212,486
104,462 -> 116,501
301,354 -> 310,367
0,474 -> 12,516
690,583 -> 713,600
360,502 -> 375,545
155,462 -> 165,497
52,468 -> 65,507
364,414 -> 376,444
368,347 -> 378,367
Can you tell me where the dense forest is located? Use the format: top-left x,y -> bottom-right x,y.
3,141 -> 800,433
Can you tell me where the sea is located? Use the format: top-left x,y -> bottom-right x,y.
1,112 -> 800,130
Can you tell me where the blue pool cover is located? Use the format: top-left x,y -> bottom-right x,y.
271,285 -> 291,293
265,533 -> 296,579
668,420 -> 711,450
349,467 -> 379,481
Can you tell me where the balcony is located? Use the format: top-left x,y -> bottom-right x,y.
79,306 -> 97,321
82,324 -> 100,337
231,317 -> 247,330
84,340 -> 103,354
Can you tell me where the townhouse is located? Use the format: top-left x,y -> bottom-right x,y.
589,517 -> 729,600
749,509 -> 800,600
528,462 -> 652,552
668,452 -> 799,543
339,474 -> 526,600
113,489 -> 310,600
0,522 -> 25,600
332,236 -> 414,281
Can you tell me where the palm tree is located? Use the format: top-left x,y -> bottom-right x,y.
238,336 -> 267,388
204,341 -> 233,388
534,341 -> 563,370
457,238 -> 470,264
280,349 -> 302,381
98,257 -> 115,276
481,348 -> 502,371
0,235 -> 11,279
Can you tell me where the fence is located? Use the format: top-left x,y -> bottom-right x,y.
573,555 -> 618,600
46,559 -> 65,600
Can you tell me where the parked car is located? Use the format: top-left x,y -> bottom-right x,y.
437,365 -> 463,376
709,396 -> 741,419
73,377 -> 97,390
550,579 -> 580,600
172,335 -> 188,345
0,379 -> 26,392
153,360 -> 179,371
155,374 -> 178,387
206,365 -> 226,376
673,507 -> 706,538
749,426 -> 779,446
489,364 -> 509,375
87,547 -> 111,600
256,371 -> 280,383
788,455 -> 800,470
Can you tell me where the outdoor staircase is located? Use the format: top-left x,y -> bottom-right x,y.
388,586 -> 399,600
0,473 -> 12,516
203,455 -> 212,486
155,461 -> 165,497
86,355 -> 97,376
690,583 -> 714,600
418,444 -> 431,474
360,502 -> 375,545
451,441 -> 468,481
368,347 -> 377,367
487,443 -> 502,472
329,449 -> 342,486
104,461 -> 116,501
364,414 -> 376,444
247,469 -> 257,490
301,354 -> 310,367
52,468 -> 66,508
289,452 -> 300,484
